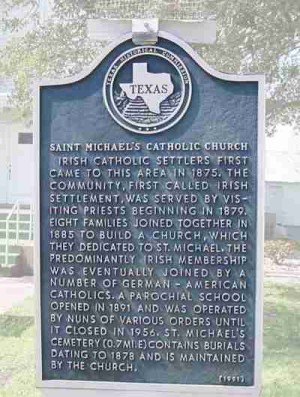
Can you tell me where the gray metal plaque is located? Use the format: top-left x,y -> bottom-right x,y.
35,32 -> 264,397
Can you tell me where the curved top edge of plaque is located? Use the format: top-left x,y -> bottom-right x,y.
37,31 -> 265,89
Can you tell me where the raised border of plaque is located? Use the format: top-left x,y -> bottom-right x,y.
34,31 -> 265,397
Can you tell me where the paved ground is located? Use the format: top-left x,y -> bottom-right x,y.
264,257 -> 300,283
0,276 -> 34,314
265,273 -> 300,284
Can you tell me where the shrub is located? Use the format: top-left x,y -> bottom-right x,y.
264,239 -> 296,265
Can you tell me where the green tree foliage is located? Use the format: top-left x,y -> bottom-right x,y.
201,0 -> 299,133
0,0 -> 299,131
0,0 -> 100,119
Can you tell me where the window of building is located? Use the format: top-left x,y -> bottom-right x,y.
18,132 -> 33,144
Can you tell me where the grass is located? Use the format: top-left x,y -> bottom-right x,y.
262,282 -> 300,396
0,297 -> 39,397
0,282 -> 299,396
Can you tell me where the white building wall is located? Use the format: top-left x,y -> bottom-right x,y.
0,124 -> 34,204
266,182 -> 300,227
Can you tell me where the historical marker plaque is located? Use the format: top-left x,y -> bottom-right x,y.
35,32 -> 264,396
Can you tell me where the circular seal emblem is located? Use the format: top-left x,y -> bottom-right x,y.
103,46 -> 192,134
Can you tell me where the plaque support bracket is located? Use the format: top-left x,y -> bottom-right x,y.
132,18 -> 159,45
87,18 -> 216,44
